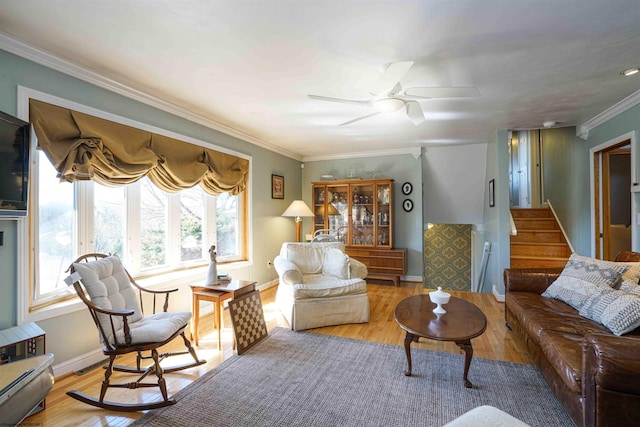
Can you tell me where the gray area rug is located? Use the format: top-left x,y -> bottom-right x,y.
133,327 -> 574,427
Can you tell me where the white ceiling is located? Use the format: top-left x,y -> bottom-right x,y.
1,0 -> 640,161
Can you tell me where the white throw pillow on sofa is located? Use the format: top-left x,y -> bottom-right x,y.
322,248 -> 351,279
542,253 -> 629,310
579,286 -> 640,336
620,279 -> 640,293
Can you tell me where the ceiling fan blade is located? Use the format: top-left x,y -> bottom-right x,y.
370,61 -> 414,96
308,94 -> 372,107
403,87 -> 480,99
406,101 -> 425,126
338,112 -> 381,127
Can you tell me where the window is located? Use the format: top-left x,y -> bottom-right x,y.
179,187 -> 205,263
30,149 -> 247,310
94,184 -> 125,256
139,179 -> 169,270
35,151 -> 76,305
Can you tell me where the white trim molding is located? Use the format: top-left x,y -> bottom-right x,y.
52,347 -> 104,378
303,147 -> 422,162
578,89 -> 640,140
588,131 -> 637,257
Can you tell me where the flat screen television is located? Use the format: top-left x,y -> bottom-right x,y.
0,110 -> 31,217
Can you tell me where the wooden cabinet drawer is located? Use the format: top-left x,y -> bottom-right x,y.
345,247 -> 406,286
345,248 -> 371,259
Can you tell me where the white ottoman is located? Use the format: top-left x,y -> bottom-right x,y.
443,405 -> 530,427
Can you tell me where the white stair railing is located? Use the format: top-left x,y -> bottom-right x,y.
547,199 -> 575,253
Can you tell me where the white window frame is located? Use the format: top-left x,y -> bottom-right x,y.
16,87 -> 252,323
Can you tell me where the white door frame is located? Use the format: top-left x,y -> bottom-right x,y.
589,131 -> 637,257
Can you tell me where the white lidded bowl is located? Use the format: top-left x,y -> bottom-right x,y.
429,286 -> 451,314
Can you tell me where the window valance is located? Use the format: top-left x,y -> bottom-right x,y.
29,99 -> 249,195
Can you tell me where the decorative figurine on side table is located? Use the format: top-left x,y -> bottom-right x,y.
206,245 -> 217,285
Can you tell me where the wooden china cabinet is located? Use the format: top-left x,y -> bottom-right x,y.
311,178 -> 407,285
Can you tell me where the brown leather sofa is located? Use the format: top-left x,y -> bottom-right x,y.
504,251 -> 640,427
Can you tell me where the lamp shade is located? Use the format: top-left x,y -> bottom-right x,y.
315,203 -> 340,216
282,200 -> 313,242
282,200 -> 314,219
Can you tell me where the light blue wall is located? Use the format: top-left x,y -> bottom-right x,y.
0,221 -> 17,329
301,154 -> 423,278
484,130 -> 511,294
540,127 -> 585,253
0,50 -> 301,360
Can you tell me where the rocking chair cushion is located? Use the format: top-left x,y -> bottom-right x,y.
72,255 -> 144,343
115,311 -> 192,346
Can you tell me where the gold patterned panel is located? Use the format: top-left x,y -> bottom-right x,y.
424,224 -> 471,291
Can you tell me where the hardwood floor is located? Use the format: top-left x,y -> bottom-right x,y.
24,282 -> 533,426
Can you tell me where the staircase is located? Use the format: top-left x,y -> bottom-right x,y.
510,208 -> 571,268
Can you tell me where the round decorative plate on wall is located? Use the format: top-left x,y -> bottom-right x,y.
403,199 -> 413,212
401,182 -> 413,195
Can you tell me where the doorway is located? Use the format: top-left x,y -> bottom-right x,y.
508,130 -> 544,209
593,141 -> 631,260
508,131 -> 530,208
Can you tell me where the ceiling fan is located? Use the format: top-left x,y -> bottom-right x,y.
308,61 -> 480,126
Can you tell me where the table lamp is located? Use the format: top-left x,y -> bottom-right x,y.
314,203 -> 340,217
282,200 -> 314,242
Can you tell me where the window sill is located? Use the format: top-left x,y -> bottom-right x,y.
24,259 -> 253,323
26,297 -> 86,323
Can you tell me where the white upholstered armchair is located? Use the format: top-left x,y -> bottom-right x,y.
274,242 -> 370,331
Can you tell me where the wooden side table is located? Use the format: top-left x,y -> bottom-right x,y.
189,280 -> 257,350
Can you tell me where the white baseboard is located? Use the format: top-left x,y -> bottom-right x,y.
52,347 -> 105,378
492,285 -> 505,302
257,279 -> 278,291
402,275 -> 423,283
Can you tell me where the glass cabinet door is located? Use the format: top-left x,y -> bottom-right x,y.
312,185 -> 326,233
376,182 -> 391,247
326,185 -> 349,243
350,183 -> 375,246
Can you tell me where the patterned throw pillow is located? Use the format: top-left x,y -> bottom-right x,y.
619,279 -> 640,293
542,253 -> 629,310
579,286 -> 640,336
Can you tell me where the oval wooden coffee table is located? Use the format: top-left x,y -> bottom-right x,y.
394,294 -> 487,388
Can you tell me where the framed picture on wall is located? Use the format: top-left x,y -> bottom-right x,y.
489,179 -> 495,207
272,174 -> 284,199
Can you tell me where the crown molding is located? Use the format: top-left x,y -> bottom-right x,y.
577,89 -> 640,140
0,31 -> 302,161
303,147 -> 421,162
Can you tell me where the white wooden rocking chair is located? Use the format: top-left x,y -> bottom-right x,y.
65,253 -> 205,412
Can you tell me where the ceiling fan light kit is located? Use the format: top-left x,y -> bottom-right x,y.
373,98 -> 405,113
308,61 -> 479,127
